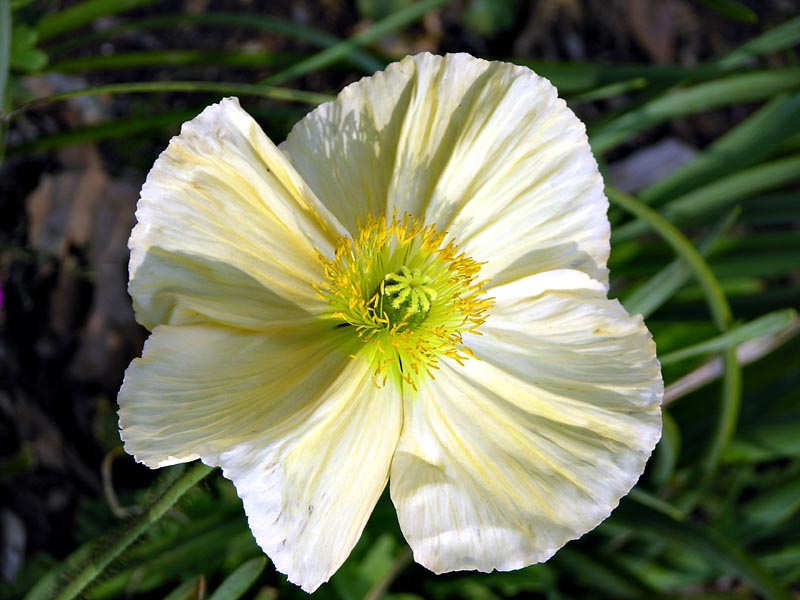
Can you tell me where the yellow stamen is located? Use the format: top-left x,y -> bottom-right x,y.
317,214 -> 492,389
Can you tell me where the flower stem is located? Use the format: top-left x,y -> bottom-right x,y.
52,462 -> 215,600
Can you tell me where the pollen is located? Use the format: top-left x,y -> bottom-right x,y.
317,213 -> 492,389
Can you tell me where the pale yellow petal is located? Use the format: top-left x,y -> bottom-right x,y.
220,357 -> 402,592
118,322 -> 351,466
281,57 -> 417,234
118,325 -> 402,592
390,276 -> 661,573
131,97 -> 345,331
282,53 -> 608,285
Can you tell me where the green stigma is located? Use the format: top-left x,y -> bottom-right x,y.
379,266 -> 437,329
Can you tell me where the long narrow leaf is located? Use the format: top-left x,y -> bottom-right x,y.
0,0 -> 10,111
640,93 -> 800,206
261,0 -> 451,85
2,81 -> 333,123
611,502 -> 792,600
661,309 -> 798,365
621,209 -> 738,318
37,0 -> 156,41
47,49 -> 302,73
0,0 -> 10,163
45,13 -> 384,73
614,154 -> 800,242
716,15 -> 800,69
208,558 -> 267,600
607,187 -> 740,495
590,69 -> 800,154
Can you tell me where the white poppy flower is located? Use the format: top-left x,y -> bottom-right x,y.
118,52 -> 662,593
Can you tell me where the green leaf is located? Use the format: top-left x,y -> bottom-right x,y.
612,502 -> 793,600
356,0 -> 416,20
553,547 -> 659,599
86,522 -> 257,598
607,187 -> 740,497
208,557 -> 266,600
608,187 -> 732,330
740,192 -> 800,225
716,16 -> 800,69
639,94 -> 800,207
332,533 -> 404,600
36,0 -> 157,41
569,77 -> 648,103
620,209 -> 738,318
25,463 -> 214,600
661,310 -> 798,365
742,475 -> 800,527
614,154 -> 800,243
0,0 -> 10,112
10,23 -> 48,72
461,0 -> 520,37
696,0 -> 757,23
590,69 -> 800,154
47,49 -> 299,73
45,13 -> 384,74
725,412 -> 800,464
650,411 -> 681,487
3,81 -> 332,124
162,577 -> 203,600
261,0 -> 451,86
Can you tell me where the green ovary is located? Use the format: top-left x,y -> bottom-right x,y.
379,266 -> 437,329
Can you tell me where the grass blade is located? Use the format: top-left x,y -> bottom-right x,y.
608,187 -> 732,330
697,0 -> 757,23
46,13 -> 384,73
0,0 -> 10,163
208,558 -> 267,600
607,187 -> 740,495
620,209 -> 738,318
261,0 -> 451,85
716,15 -> 800,69
2,81 -> 333,123
640,93 -> 800,206
614,154 -> 800,242
47,49 -> 302,73
612,502 -> 793,600
661,309 -> 798,365
0,0 -> 10,112
590,69 -> 800,154
553,548 -> 659,599
36,0 -> 157,41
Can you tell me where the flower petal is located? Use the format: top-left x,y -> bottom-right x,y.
282,53 -> 608,286
118,322 -> 346,466
131,97 -> 345,331
390,274 -> 661,573
119,324 -> 402,592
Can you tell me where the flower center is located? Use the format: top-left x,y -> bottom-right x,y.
378,266 -> 437,329
318,213 -> 492,390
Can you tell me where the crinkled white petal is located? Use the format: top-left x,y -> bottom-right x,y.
130,97 -> 346,331
119,325 -> 402,592
390,271 -> 661,573
282,53 -> 609,286
119,322 -> 348,466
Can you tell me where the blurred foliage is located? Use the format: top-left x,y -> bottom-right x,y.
1,0 -> 799,599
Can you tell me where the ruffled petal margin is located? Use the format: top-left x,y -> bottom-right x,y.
119,325 -> 402,592
390,270 -> 661,573
282,53 -> 609,286
130,97 -> 345,332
